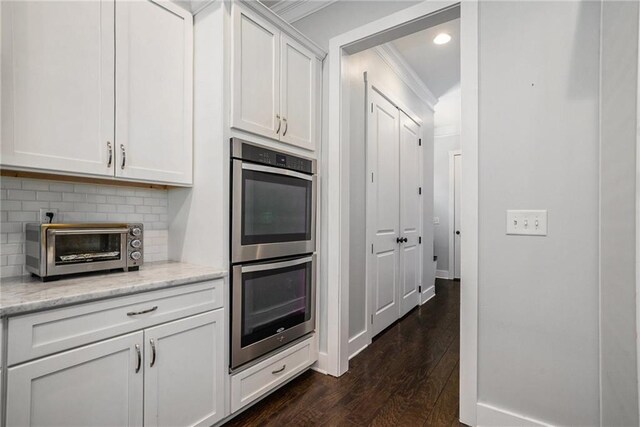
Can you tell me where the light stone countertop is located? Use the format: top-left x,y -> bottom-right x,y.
0,261 -> 227,317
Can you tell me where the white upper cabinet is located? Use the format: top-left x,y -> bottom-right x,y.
231,6 -> 281,139
279,34 -> 317,150
231,4 -> 320,151
1,1 -> 115,177
115,0 -> 193,185
0,0 -> 193,186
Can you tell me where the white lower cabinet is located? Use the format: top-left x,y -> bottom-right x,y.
5,286 -> 226,427
144,311 -> 225,427
7,332 -> 144,427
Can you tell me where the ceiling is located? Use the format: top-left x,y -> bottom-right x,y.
388,18 -> 460,99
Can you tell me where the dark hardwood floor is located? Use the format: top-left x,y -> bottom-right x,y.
225,279 -> 462,427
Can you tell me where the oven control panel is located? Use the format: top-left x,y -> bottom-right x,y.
238,141 -> 314,174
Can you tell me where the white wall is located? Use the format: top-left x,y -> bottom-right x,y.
343,46 -> 434,351
477,2 -> 601,424
433,86 -> 460,275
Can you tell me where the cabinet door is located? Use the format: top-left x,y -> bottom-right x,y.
115,0 -> 193,185
144,310 -> 225,427
280,34 -> 317,150
398,112 -> 421,317
6,332 -> 144,427
1,1 -> 115,176
231,5 -> 281,139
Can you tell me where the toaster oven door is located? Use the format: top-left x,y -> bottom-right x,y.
46,228 -> 129,276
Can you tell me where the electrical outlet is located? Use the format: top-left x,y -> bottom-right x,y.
506,210 -> 547,236
39,208 -> 59,224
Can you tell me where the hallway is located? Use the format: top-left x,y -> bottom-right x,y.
225,279 -> 462,426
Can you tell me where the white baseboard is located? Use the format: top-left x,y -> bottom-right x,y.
436,269 -> 451,279
420,285 -> 436,305
348,329 -> 370,360
477,402 -> 553,427
311,351 -> 329,375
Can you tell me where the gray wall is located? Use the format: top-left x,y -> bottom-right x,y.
477,2 -> 601,424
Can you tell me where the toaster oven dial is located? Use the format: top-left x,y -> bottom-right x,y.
130,251 -> 142,261
130,239 -> 142,249
130,227 -> 142,237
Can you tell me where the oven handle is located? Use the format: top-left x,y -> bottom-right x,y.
241,162 -> 314,181
241,256 -> 314,273
47,228 -> 130,236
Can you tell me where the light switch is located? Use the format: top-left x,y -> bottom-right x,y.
506,210 -> 547,236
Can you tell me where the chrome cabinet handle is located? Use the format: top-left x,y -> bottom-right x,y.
120,144 -> 126,169
127,306 -> 158,317
150,339 -> 157,367
282,118 -> 288,136
107,142 -> 113,168
272,364 -> 286,374
135,344 -> 141,373
275,114 -> 281,134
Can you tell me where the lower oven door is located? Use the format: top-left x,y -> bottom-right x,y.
46,228 -> 129,277
231,254 -> 316,369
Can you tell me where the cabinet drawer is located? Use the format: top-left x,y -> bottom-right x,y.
8,279 -> 223,366
230,336 -> 316,413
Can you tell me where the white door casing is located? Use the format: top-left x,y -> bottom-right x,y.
144,310 -> 225,427
115,0 -> 193,185
6,332 -> 144,427
399,111 -> 422,317
280,34 -> 317,150
231,5 -> 281,139
454,153 -> 461,279
1,0 -> 115,176
367,88 -> 401,338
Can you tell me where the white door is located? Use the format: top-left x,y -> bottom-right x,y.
6,332 -> 143,427
280,34 -> 317,150
144,310 -> 225,427
115,0 -> 193,185
454,153 -> 462,279
398,112 -> 422,317
1,0 -> 115,176
367,89 -> 400,337
231,5 -> 281,139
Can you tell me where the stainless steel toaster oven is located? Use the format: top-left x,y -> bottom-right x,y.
25,223 -> 143,280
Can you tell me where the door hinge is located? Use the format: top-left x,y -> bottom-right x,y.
371,314 -> 374,324
419,286 -> 422,293
419,138 -> 422,146
419,236 -> 422,244
418,187 -> 422,195
371,243 -> 374,254
371,103 -> 374,113
371,172 -> 374,183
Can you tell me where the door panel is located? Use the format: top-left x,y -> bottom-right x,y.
280,34 -> 316,150
454,154 -> 461,278
1,0 -> 114,176
115,0 -> 193,185
144,311 -> 225,427
399,112 -> 421,316
231,5 -> 280,138
367,89 -> 400,337
7,332 -> 143,427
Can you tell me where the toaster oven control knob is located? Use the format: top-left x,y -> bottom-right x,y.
130,239 -> 142,249
130,251 -> 142,261
130,227 -> 142,237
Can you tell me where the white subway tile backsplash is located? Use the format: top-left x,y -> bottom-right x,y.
0,177 -> 169,277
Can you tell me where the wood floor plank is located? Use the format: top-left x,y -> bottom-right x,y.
223,279 -> 462,427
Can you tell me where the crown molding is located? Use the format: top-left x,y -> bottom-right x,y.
373,43 -> 438,110
268,0 -> 338,23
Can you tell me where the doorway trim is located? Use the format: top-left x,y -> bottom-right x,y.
448,150 -> 462,280
323,1 -> 478,425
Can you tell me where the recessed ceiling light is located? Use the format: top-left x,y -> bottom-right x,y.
433,33 -> 451,45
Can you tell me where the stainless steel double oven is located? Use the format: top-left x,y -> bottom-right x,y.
230,138 -> 316,369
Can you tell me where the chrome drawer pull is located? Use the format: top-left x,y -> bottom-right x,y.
127,306 -> 158,317
135,344 -> 141,373
150,339 -> 157,368
272,364 -> 286,374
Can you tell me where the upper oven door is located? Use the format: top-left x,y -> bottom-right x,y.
46,227 -> 128,276
232,160 -> 316,263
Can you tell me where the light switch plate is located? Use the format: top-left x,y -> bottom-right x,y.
506,210 -> 547,236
